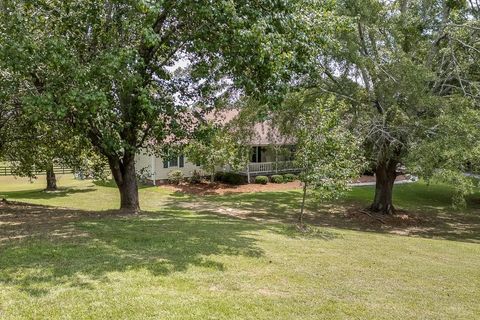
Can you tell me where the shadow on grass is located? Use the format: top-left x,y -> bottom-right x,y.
0,202 -> 267,297
172,183 -> 480,244
93,179 -> 153,190
0,187 -> 96,201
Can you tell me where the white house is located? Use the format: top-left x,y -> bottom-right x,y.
135,109 -> 299,184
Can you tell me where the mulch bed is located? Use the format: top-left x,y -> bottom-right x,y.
162,175 -> 410,196
344,207 -> 425,229
163,181 -> 304,196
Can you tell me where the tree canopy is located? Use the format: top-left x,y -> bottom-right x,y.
286,0 -> 480,214
1,0 -> 305,212
0,0 -> 478,215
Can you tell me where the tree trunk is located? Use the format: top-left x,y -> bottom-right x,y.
370,159 -> 397,215
109,154 -> 140,214
45,166 -> 57,191
298,182 -> 308,225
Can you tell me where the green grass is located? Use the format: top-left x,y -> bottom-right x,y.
0,175 -> 479,319
0,175 -> 179,211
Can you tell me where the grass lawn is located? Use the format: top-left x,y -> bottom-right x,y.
0,175 -> 479,319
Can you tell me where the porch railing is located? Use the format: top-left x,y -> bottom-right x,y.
246,161 -> 299,174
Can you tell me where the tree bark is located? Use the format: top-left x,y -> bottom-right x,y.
109,154 -> 140,214
298,182 -> 308,225
45,166 -> 57,191
370,159 -> 397,215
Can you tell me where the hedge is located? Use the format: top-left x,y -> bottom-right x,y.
283,173 -> 298,182
255,176 -> 269,185
271,175 -> 284,183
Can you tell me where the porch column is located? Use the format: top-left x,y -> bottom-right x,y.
275,148 -> 278,173
151,155 -> 156,186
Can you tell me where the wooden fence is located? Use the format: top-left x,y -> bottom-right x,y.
0,166 -> 73,176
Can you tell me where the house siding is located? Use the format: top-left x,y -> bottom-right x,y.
135,152 -> 203,184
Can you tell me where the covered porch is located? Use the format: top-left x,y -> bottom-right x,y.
241,145 -> 300,182
241,161 -> 301,182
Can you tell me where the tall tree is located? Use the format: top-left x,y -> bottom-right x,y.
0,1 -> 96,191
301,0 -> 479,214
1,0 -> 302,213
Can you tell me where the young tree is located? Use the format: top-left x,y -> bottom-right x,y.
1,0 -> 303,213
276,93 -> 364,225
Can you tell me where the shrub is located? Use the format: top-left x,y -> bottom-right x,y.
136,167 -> 153,184
283,173 -> 298,182
222,172 -> 245,185
190,170 -> 202,184
214,171 -> 225,182
255,176 -> 269,185
213,171 -> 245,185
168,170 -> 184,184
271,175 -> 284,183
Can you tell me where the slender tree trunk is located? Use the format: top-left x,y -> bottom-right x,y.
298,182 -> 308,225
45,166 -> 57,191
370,159 -> 397,215
109,154 -> 140,214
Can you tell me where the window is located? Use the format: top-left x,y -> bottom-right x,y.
163,155 -> 185,168
251,147 -> 259,163
169,156 -> 178,167
179,155 -> 184,168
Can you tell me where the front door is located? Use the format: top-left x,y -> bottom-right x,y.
251,146 -> 263,163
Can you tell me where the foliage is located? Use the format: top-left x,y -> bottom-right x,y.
214,172 -> 226,182
283,173 -> 298,182
275,93 -> 364,222
189,170 -> 203,184
136,167 -> 154,185
0,0 -> 304,211
186,122 -> 250,183
73,153 -> 111,181
408,103 -> 480,208
168,170 -> 184,185
255,176 -> 269,185
289,0 -> 480,213
3,112 -> 95,187
271,175 -> 284,184
0,69 -> 20,158
220,172 -> 245,185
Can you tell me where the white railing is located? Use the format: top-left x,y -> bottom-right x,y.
247,161 -> 299,174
